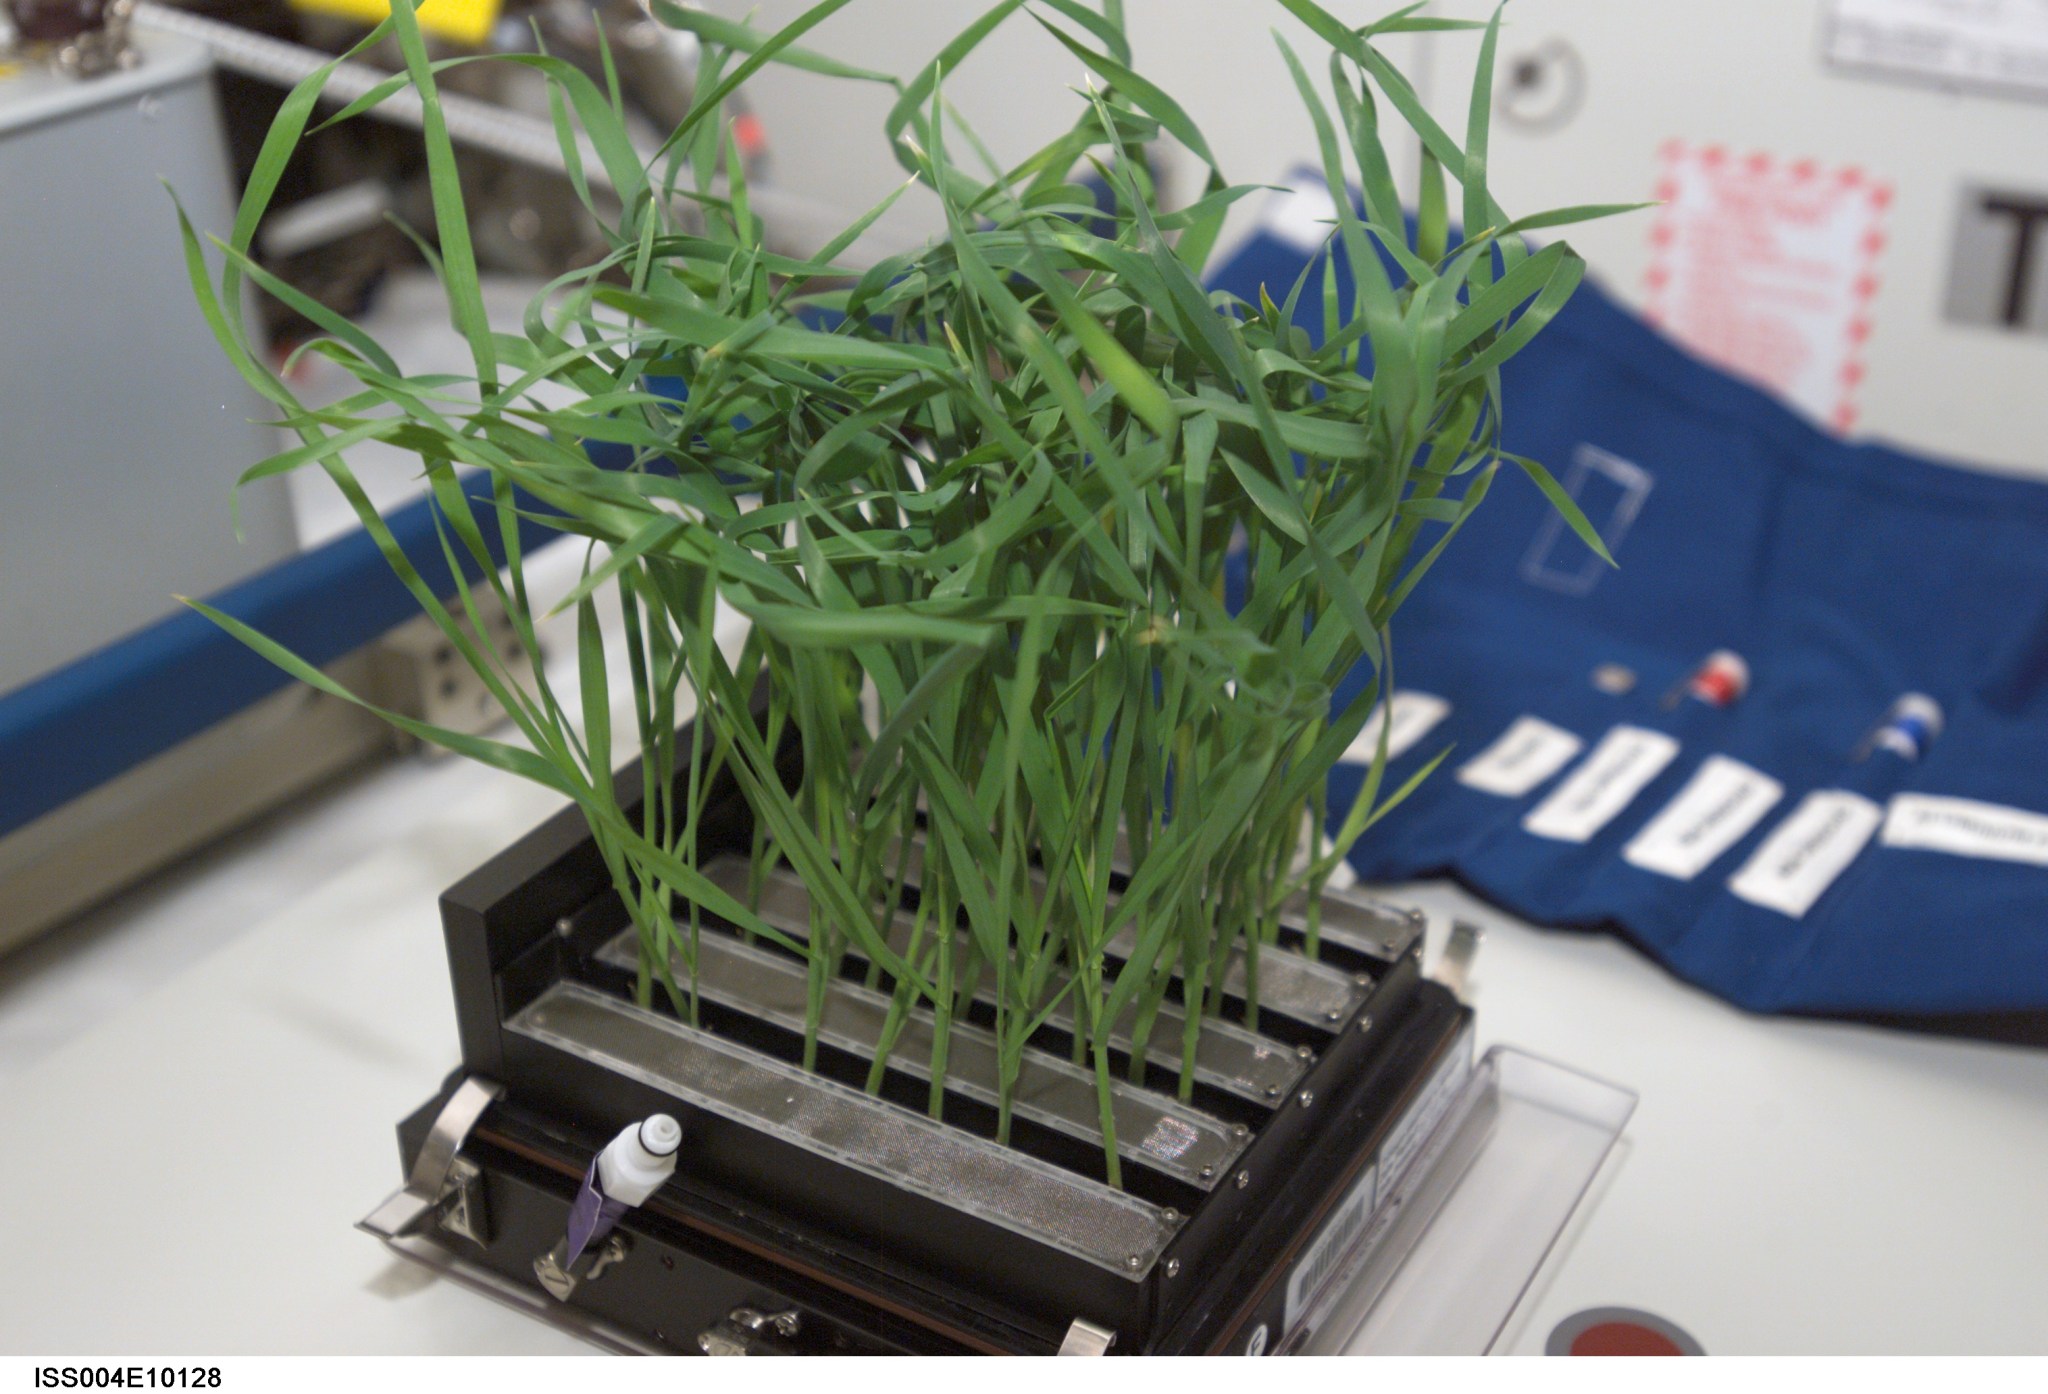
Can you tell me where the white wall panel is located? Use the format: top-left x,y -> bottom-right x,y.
1420,0 -> 2048,476
722,1 -> 2048,476
715,1 -> 1435,261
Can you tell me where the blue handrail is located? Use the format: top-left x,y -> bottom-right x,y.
0,492 -> 556,840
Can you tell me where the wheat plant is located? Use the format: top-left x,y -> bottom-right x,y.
179,0 -> 1626,1186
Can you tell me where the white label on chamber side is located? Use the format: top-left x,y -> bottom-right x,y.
1342,691 -> 1451,766
1728,790 -> 1883,918
1623,755 -> 1785,881
1283,1026 -> 1470,1332
1456,716 -> 1584,797
1522,725 -> 1681,843
1379,1027 -> 1473,1192
1880,794 -> 2048,867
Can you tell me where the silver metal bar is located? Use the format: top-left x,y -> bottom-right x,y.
507,982 -> 1180,1278
702,859 -> 1309,1104
593,930 -> 1245,1189
1433,919 -> 1482,1003
1100,922 -> 1370,1028
1280,888 -> 1425,964
882,835 -> 1371,1028
1108,825 -> 1421,965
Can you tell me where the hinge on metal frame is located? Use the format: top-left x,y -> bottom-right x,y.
359,1075 -> 505,1241
1057,1317 -> 1116,1355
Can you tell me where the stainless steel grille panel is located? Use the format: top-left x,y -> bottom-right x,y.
880,835 -> 1371,1028
507,982 -> 1179,1278
1098,924 -> 1368,1025
594,929 -> 1246,1189
1109,826 -> 1420,965
700,858 -> 1309,1103
1279,887 -> 1423,963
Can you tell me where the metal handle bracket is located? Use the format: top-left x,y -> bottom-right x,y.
359,1075 -> 505,1240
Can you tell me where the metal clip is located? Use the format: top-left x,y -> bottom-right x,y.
437,1156 -> 491,1245
359,1076 -> 505,1240
1431,919 -> 1482,1002
533,1233 -> 629,1302
698,1305 -> 803,1355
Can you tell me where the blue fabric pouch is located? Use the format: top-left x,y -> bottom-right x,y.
1208,175 -> 2048,1028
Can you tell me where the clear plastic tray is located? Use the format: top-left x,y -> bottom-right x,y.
1292,1045 -> 1637,1355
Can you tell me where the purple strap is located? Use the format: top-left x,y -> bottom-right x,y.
564,1157 -> 628,1267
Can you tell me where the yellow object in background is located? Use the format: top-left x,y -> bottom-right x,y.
288,0 -> 504,48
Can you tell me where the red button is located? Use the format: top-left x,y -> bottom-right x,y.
1546,1307 -> 1703,1356
1568,1321 -> 1686,1357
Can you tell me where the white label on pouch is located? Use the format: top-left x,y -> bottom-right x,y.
1342,691 -> 1451,766
1728,790 -> 1883,918
1290,827 -> 1361,892
1880,794 -> 2048,867
1265,176 -> 1342,252
1624,755 -> 1785,881
1522,725 -> 1680,843
1457,716 -> 1585,797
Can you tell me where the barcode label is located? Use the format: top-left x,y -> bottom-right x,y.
1728,789 -> 1882,918
1622,755 -> 1784,881
1284,1164 -> 1376,1330
1881,794 -> 2048,867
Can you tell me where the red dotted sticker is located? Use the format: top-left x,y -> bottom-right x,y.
1644,142 -> 1891,435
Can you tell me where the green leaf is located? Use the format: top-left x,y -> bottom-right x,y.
184,598 -> 581,795
648,0 -> 898,83
1510,451 -> 1615,566
1032,13 -> 1219,170
386,0 -> 497,387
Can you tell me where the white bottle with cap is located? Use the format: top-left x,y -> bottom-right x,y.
596,1113 -> 682,1206
1867,692 -> 1943,763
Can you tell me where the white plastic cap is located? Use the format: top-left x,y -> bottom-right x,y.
1873,692 -> 1945,760
639,1114 -> 683,1157
1895,693 -> 1944,738
597,1114 -> 682,1207
1706,650 -> 1750,692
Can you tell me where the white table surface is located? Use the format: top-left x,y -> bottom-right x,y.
2,748 -> 2044,1355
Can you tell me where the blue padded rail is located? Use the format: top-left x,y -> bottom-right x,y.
0,493 -> 555,841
